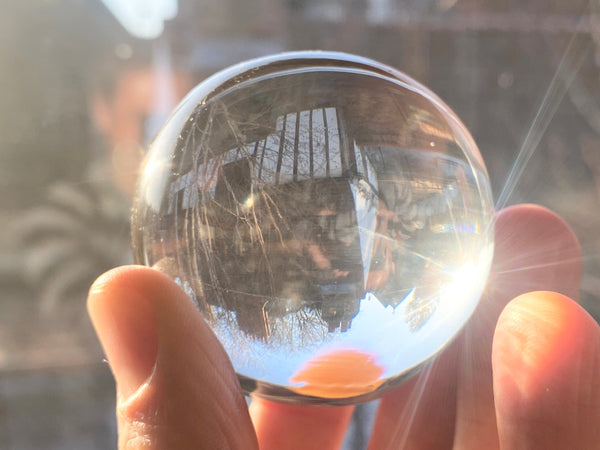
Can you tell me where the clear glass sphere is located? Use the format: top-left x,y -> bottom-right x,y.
131,51 -> 494,405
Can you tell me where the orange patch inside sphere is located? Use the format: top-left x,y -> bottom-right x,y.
289,348 -> 385,398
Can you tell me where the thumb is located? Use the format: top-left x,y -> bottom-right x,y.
88,265 -> 258,450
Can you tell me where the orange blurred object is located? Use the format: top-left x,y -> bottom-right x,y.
289,348 -> 384,398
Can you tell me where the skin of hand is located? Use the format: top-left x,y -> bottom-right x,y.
87,204 -> 600,449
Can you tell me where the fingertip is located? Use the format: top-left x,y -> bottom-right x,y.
87,265 -> 160,399
250,398 -> 354,450
491,204 -> 582,301
493,291 -> 600,448
88,265 -> 178,302
87,265 -> 166,322
494,291 -> 594,376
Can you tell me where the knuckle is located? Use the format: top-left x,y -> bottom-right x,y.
116,384 -> 162,449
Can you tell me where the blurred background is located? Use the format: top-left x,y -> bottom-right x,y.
1,0 -> 599,448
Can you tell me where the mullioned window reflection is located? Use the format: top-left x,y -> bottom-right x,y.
154,101 -> 474,342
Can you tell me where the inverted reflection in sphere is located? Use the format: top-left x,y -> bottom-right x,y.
131,51 -> 494,404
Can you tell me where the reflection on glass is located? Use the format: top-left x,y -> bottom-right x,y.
132,51 -> 494,404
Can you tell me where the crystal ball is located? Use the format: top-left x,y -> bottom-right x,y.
131,51 -> 494,404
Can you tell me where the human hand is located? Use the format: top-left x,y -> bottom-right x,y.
87,204 -> 599,449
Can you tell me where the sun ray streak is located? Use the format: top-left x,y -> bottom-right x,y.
493,255 -> 589,275
495,12 -> 592,210
355,226 -> 451,270
387,363 -> 434,448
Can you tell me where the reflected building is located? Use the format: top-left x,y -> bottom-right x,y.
165,107 -> 378,339
143,67 -> 483,343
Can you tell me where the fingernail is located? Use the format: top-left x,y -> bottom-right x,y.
88,269 -> 159,399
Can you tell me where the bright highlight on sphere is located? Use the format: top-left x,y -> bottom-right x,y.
131,51 -> 495,404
